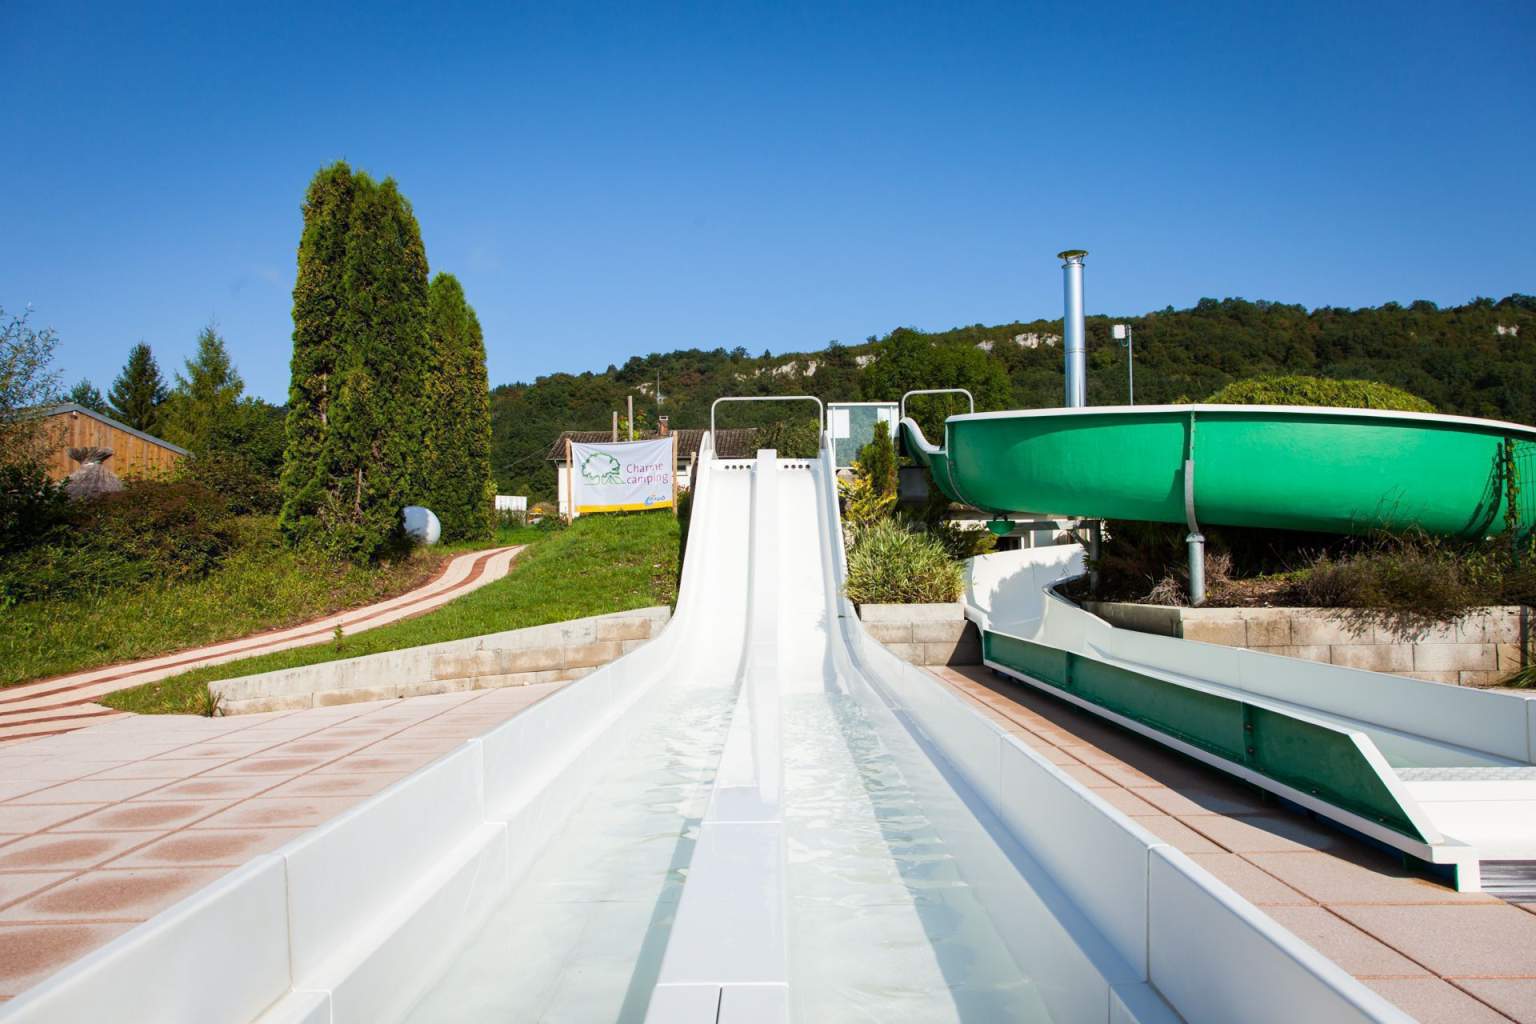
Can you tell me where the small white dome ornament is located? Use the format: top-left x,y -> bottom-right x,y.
402,506 -> 442,546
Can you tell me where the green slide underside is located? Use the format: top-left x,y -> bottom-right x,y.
903,406 -> 1536,537
983,631 -> 1428,842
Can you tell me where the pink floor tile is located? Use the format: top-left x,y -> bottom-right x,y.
134,776 -> 285,802
1247,851 -> 1498,907
1263,906 -> 1428,978
0,781 -> 55,802
188,796 -> 364,829
1135,815 -> 1224,854
1092,788 -> 1163,817
203,754 -> 336,776
259,773 -> 399,800
0,804 -> 106,835
0,923 -> 137,997
1333,903 -> 1536,977
1363,978 -> 1512,1024
85,759 -> 234,780
9,778 -> 175,805
51,800 -> 232,833
0,867 -> 227,923
1455,979 -> 1536,1023
1176,813 -> 1350,855
0,873 -> 74,909
310,750 -> 444,775
1058,764 -> 1116,789
0,833 -> 162,872
109,828 -> 307,868
1184,853 -> 1312,905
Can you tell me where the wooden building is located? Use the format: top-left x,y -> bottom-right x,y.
35,403 -> 190,481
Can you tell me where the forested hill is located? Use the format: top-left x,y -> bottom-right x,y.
491,294 -> 1536,502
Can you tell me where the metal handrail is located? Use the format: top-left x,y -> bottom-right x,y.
900,388 -> 975,421
710,395 -> 825,437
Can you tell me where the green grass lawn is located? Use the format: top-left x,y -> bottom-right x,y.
103,511 -> 680,715
0,518 -> 443,688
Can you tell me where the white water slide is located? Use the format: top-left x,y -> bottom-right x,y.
1,425 -> 1414,1024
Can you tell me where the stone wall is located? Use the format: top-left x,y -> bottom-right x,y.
858,603 -> 981,666
1085,602 -> 1532,688
212,607 -> 671,714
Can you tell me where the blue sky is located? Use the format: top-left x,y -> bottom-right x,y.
3,1 -> 1532,403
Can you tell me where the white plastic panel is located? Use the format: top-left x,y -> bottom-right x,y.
284,743 -> 486,980
1147,848 -> 1413,1024
0,856 -> 291,1024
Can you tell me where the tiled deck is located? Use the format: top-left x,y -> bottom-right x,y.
932,664 -> 1536,1024
0,683 -> 561,1001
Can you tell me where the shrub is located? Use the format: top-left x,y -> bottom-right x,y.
179,451 -> 281,515
0,462 -> 71,556
845,519 -> 963,604
1205,375 -> 1435,413
81,479 -> 239,580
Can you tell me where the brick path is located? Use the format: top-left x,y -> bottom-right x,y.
0,546 -> 522,743
932,664 -> 1536,1024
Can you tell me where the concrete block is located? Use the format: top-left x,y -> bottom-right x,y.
927,639 -> 981,666
858,602 -> 963,623
398,677 -> 476,699
864,622 -> 912,644
1329,644 -> 1412,672
1459,669 -> 1510,688
1414,643 -> 1495,672
429,655 -> 472,680
314,685 -> 399,707
1180,615 -> 1246,646
1460,607 -> 1523,644
595,617 -> 651,642
495,646 -> 565,674
563,641 -> 623,669
220,694 -> 313,715
1243,613 -> 1292,648
882,642 -> 923,663
558,666 -> 595,681
1289,615 -> 1365,646
1251,645 -> 1330,664
912,620 -> 968,643
620,639 -> 646,654
1404,670 -> 1460,684
1086,602 -> 1181,637
1497,643 -> 1530,672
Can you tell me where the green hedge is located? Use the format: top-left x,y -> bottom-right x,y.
1205,375 -> 1435,412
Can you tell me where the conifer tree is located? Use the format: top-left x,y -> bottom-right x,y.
162,324 -> 244,452
66,379 -> 108,414
108,342 -> 167,433
426,272 -> 494,541
281,164 -> 432,559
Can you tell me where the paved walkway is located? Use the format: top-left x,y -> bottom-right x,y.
932,664 -> 1536,1024
0,683 -> 562,1001
0,546 -> 523,744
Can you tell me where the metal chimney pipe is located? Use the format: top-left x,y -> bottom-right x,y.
1059,249 -> 1088,407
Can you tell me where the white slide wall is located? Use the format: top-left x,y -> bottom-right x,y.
0,434 -> 1418,1024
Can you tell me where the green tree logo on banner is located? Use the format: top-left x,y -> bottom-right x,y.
580,450 -> 622,485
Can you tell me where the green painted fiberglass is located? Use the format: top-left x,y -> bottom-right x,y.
902,405 -> 1536,537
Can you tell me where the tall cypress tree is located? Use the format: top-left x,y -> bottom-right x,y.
282,168 -> 431,559
426,272 -> 494,541
108,342 -> 168,432
281,163 -> 357,547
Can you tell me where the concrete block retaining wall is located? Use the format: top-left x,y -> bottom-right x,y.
857,603 -> 981,666
211,607 -> 671,714
1085,602 -> 1532,688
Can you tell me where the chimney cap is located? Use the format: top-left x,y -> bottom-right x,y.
1057,249 -> 1089,262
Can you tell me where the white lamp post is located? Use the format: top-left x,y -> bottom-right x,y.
1112,323 -> 1134,405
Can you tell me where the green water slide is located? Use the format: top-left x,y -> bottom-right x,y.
901,404 -> 1536,538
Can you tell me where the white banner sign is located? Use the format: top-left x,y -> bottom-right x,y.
570,437 -> 676,514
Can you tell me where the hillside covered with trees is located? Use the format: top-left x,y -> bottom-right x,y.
492,294 -> 1536,501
